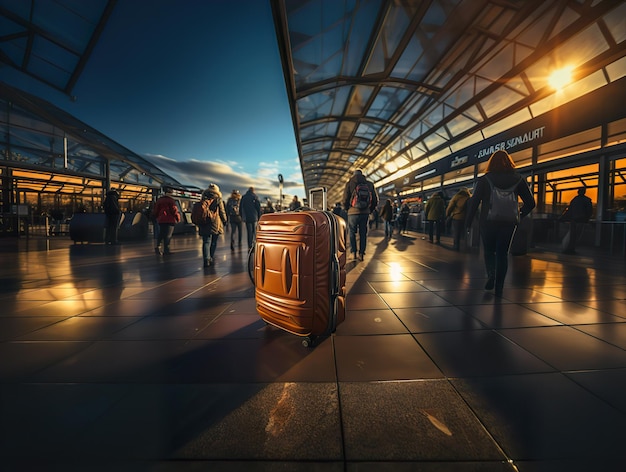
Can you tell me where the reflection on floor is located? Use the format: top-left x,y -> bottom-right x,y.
1,229 -> 625,471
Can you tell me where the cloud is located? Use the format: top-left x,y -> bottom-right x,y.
143,153 -> 305,202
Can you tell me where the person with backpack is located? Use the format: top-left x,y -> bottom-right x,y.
466,150 -> 535,297
241,186 -> 262,249
195,183 -> 227,267
152,186 -> 181,256
424,192 -> 445,243
398,202 -> 411,234
342,169 -> 378,261
446,188 -> 471,250
226,189 -> 243,251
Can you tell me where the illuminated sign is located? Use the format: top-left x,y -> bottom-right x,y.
477,126 -> 546,159
450,155 -> 468,168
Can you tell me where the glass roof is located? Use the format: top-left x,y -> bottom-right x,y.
0,0 -> 190,194
0,0 -> 116,95
1,80 -> 185,190
272,0 -> 626,204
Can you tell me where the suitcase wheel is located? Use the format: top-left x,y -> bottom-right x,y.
301,335 -> 317,348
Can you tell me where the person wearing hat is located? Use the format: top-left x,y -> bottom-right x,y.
226,189 -> 243,251
103,189 -> 121,245
199,183 -> 227,266
342,169 -> 378,261
152,186 -> 181,255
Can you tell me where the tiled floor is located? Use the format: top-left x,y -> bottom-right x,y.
1,228 -> 626,471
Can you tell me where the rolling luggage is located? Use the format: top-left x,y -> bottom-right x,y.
253,188 -> 346,347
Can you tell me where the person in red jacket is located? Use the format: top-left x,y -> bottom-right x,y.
151,187 -> 180,255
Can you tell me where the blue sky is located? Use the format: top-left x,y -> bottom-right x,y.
5,0 -> 304,203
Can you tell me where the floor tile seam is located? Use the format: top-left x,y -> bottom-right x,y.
421,373 -> 518,466
363,285 -> 442,337
7,314 -> 108,341
446,372 -> 605,467
173,274 -> 229,303
487,328 -> 563,372
188,302 -> 245,340
568,324 -> 626,352
1,339 -> 99,378
490,327 -> 626,375
561,369 -> 626,416
528,282 -> 626,303
571,300 -> 626,320
516,303 -> 575,325
495,317 -> 626,345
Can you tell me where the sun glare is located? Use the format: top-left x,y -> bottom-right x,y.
548,67 -> 573,91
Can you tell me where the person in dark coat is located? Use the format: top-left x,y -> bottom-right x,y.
424,192 -> 445,243
466,150 -> 535,297
198,183 -> 227,267
342,169 -> 378,261
241,186 -> 262,249
380,199 -> 394,238
103,189 -> 121,245
560,187 -> 593,254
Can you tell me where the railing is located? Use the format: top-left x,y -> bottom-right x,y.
531,214 -> 625,256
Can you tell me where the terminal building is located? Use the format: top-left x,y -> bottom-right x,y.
1,0 -> 625,252
1,1 -> 626,470
271,0 -> 626,253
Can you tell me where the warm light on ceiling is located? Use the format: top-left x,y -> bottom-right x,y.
548,67 -> 573,91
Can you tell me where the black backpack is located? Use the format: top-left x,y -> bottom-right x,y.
229,199 -> 240,217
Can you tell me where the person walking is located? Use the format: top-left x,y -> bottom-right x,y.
465,150 -> 535,297
380,199 -> 394,239
103,189 -> 121,245
398,202 -> 410,234
343,169 -> 378,261
152,186 -> 181,255
332,202 -> 343,218
446,188 -> 471,250
198,184 -> 227,267
241,186 -> 262,249
424,192 -> 445,243
226,189 -> 243,251
560,187 -> 593,254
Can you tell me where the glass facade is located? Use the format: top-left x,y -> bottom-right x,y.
0,83 -> 189,236
273,0 -> 626,208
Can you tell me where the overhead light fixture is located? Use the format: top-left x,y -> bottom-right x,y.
548,66 -> 573,91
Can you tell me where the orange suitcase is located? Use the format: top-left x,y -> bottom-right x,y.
253,209 -> 346,347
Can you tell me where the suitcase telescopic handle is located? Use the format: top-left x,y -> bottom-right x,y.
308,187 -> 327,211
